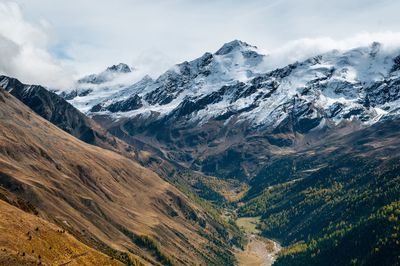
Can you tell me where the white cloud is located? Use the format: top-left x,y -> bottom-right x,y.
263,32 -> 400,70
1,1 -> 400,89
0,2 -> 74,88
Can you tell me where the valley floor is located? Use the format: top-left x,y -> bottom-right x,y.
235,217 -> 281,266
236,234 -> 281,266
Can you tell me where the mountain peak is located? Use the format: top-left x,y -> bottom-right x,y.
78,63 -> 132,84
369,41 -> 382,56
106,63 -> 132,73
215,39 -> 256,55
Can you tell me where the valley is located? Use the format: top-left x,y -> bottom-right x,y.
0,38 -> 399,266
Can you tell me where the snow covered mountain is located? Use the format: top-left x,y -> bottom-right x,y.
61,40 -> 266,112
59,40 -> 400,179
57,63 -> 135,112
78,62 -> 132,84
63,41 -> 400,129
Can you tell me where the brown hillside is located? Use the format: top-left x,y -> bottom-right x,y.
0,87 -> 234,265
0,199 -> 126,266
0,75 -> 137,159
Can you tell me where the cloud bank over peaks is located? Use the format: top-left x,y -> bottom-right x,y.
0,2 -> 74,89
261,32 -> 400,71
2,1 -> 400,91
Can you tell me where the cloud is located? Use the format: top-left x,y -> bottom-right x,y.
262,32 -> 400,70
2,1 -> 400,89
0,2 -> 74,88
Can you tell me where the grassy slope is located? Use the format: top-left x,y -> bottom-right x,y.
0,199 -> 130,266
0,87 -> 235,266
0,75 -> 137,159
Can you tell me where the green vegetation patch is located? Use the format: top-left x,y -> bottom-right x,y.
236,217 -> 261,234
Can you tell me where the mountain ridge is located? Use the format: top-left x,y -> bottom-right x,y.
0,86 -> 237,265
63,40 -> 400,129
0,75 -> 136,159
67,41 -> 400,181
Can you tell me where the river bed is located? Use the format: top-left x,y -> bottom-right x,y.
235,217 -> 281,266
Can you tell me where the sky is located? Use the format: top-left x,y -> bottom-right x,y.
1,0 -> 400,88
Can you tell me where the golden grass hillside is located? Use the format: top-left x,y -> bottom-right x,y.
0,199 -> 127,266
